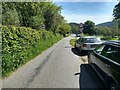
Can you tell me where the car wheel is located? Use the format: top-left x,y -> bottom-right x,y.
110,83 -> 118,90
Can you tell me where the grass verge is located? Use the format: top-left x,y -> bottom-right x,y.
70,39 -> 76,46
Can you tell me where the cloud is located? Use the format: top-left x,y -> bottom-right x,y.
53,0 -> 118,2
62,13 -> 113,24
54,1 -> 117,24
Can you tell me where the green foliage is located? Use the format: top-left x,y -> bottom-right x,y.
113,2 -> 120,31
59,23 -> 71,37
2,2 -> 70,34
2,10 -> 20,26
69,23 -> 79,34
83,20 -> 96,35
96,26 -> 119,37
43,3 -> 64,34
70,39 -> 76,46
113,2 -> 120,20
2,25 -> 62,77
29,14 -> 45,30
101,36 -> 112,40
1,2 -> 71,78
100,36 -> 119,40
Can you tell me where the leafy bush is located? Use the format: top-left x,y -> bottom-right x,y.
28,14 -> 45,30
101,36 -> 112,40
70,39 -> 76,46
2,25 -> 62,77
2,10 -> 20,26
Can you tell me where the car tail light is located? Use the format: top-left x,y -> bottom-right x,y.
83,44 -> 86,47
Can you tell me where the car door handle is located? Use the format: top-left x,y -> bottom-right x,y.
106,64 -> 110,68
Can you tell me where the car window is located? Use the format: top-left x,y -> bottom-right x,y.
101,45 -> 120,63
85,38 -> 101,43
94,45 -> 105,54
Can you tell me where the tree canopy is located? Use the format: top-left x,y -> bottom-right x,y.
113,1 -> 120,36
2,2 -> 71,36
83,20 -> 96,35
69,23 -> 79,34
113,2 -> 120,20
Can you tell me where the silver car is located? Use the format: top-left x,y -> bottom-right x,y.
75,36 -> 102,52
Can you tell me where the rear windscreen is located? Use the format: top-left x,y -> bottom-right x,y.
84,38 -> 101,43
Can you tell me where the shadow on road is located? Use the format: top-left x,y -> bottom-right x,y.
64,46 -> 73,48
75,64 -> 105,89
71,47 -> 87,56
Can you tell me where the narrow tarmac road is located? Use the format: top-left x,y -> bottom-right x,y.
2,35 -> 104,89
3,36 -> 82,88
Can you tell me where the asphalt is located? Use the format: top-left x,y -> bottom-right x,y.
2,35 -> 105,89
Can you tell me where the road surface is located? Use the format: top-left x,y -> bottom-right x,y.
2,35 -> 104,88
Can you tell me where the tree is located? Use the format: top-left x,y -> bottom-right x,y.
69,23 -> 79,34
96,26 -> 119,37
59,23 -> 71,37
113,1 -> 120,36
2,10 -> 20,26
113,2 -> 120,20
43,3 -> 63,33
28,14 -> 45,30
2,2 -> 68,35
83,20 -> 96,35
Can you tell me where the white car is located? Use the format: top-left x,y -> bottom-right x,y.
75,36 -> 102,52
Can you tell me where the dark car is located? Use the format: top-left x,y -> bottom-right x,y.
88,40 -> 120,90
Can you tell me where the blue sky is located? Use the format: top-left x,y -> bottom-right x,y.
53,0 -> 119,24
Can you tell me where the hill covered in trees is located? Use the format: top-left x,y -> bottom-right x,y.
69,21 -> 119,37
69,23 -> 79,34
96,21 -> 118,28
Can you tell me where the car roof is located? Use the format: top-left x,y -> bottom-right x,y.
103,40 -> 120,47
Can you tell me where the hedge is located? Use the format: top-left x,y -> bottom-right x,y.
2,25 -> 62,77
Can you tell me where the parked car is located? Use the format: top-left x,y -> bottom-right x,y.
88,40 -> 120,90
74,36 -> 102,52
76,34 -> 81,37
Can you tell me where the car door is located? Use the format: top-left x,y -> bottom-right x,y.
97,45 -> 114,77
91,44 -> 120,84
90,44 -> 107,73
100,45 -> 120,86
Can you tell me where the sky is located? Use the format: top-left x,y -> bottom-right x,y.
53,0 -> 119,25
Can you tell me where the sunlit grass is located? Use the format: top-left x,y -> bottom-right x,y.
70,39 -> 76,46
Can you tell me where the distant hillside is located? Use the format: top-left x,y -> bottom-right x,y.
69,23 -> 79,34
69,22 -> 79,26
96,21 -> 118,27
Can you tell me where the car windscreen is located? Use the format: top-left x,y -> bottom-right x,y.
84,38 -> 101,43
